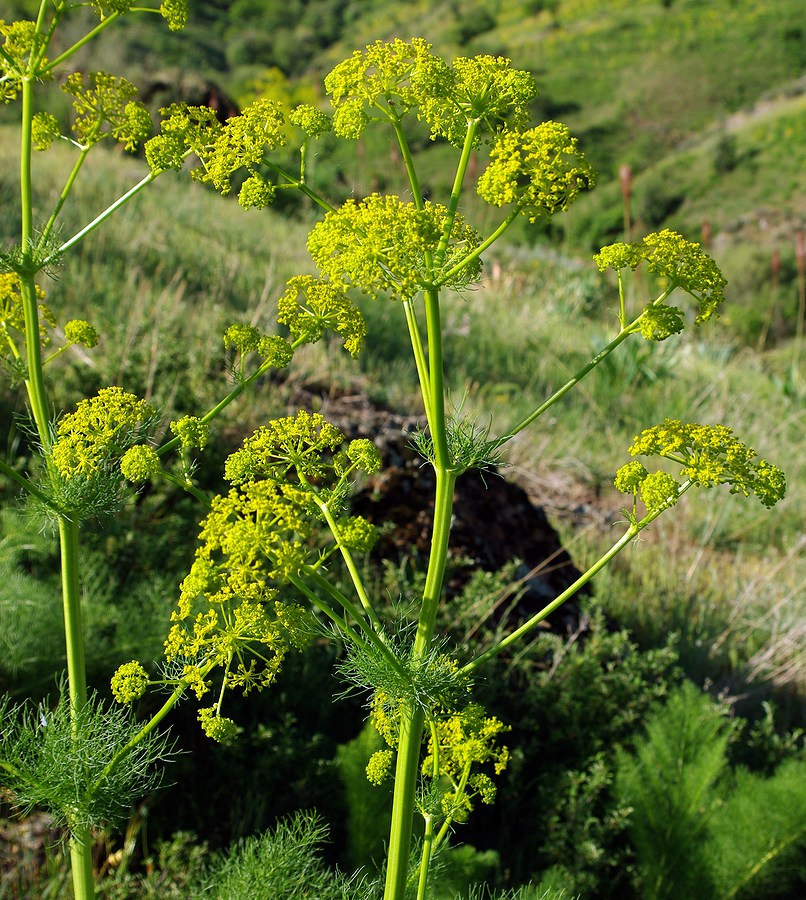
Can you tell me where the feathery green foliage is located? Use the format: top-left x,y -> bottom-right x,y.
0,682 -> 174,832
615,682 -> 730,899
616,683 -> 806,900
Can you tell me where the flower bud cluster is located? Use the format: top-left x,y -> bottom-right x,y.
169,415 -> 209,451
110,660 -> 149,703
63,320 -> 99,348
289,103 -> 332,139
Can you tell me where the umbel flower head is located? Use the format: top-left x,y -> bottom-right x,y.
223,410 -> 347,486
146,99 -> 286,206
163,412 -> 381,740
289,103 -> 332,139
477,121 -> 595,222
307,194 -> 482,300
324,37 -> 448,139
418,53 -> 537,146
50,387 -> 158,480
615,418 -> 786,512
595,229 -> 727,326
63,71 -> 151,151
324,38 -> 537,147
277,275 -> 367,358
64,320 -> 99,348
422,703 -> 510,822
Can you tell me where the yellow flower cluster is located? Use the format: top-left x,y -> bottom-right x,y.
616,419 -> 787,511
50,387 -> 157,480
277,276 -> 367,358
146,100 -> 286,208
110,660 -> 149,703
324,38 -> 537,147
63,71 -> 151,151
169,415 -> 209,451
477,121 -> 595,222
307,194 -> 481,300
595,230 -> 727,326
422,703 -> 510,822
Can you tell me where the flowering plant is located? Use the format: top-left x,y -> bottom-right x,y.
0,10 -> 786,900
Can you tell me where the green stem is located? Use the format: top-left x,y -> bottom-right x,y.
58,517 -> 87,713
301,569 -> 407,680
493,289 -> 675,446
415,718 -> 441,900
495,326 -> 634,445
68,828 -> 95,900
44,167 -> 161,266
403,300 -> 432,413
385,466 -> 457,900
462,486 -> 691,676
433,119 -> 479,270
40,13 -> 123,75
157,341 -> 304,457
464,525 -> 639,674
389,111 -> 425,211
19,82 -> 50,444
59,514 -> 93,900
160,470 -> 211,507
385,702 -> 426,900
435,207 -> 520,287
416,814 -> 435,900
264,159 -> 337,215
432,760 -> 472,853
318,500 -> 383,631
38,145 -> 92,249
96,681 -> 188,786
423,290 -> 451,468
289,573 -> 359,639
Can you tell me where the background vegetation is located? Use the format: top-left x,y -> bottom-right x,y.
0,0 -> 804,896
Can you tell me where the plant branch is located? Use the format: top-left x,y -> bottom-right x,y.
462,486 -> 692,675
433,119 -> 479,270
435,207 -> 520,287
317,500 -> 383,631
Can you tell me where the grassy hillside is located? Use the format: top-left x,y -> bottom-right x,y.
2,0 -> 803,310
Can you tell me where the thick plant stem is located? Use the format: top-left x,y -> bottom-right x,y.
384,466 -> 456,900
59,518 -> 95,899
59,517 -> 87,714
20,76 -> 96,900
384,282 -> 458,898
68,829 -> 95,900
